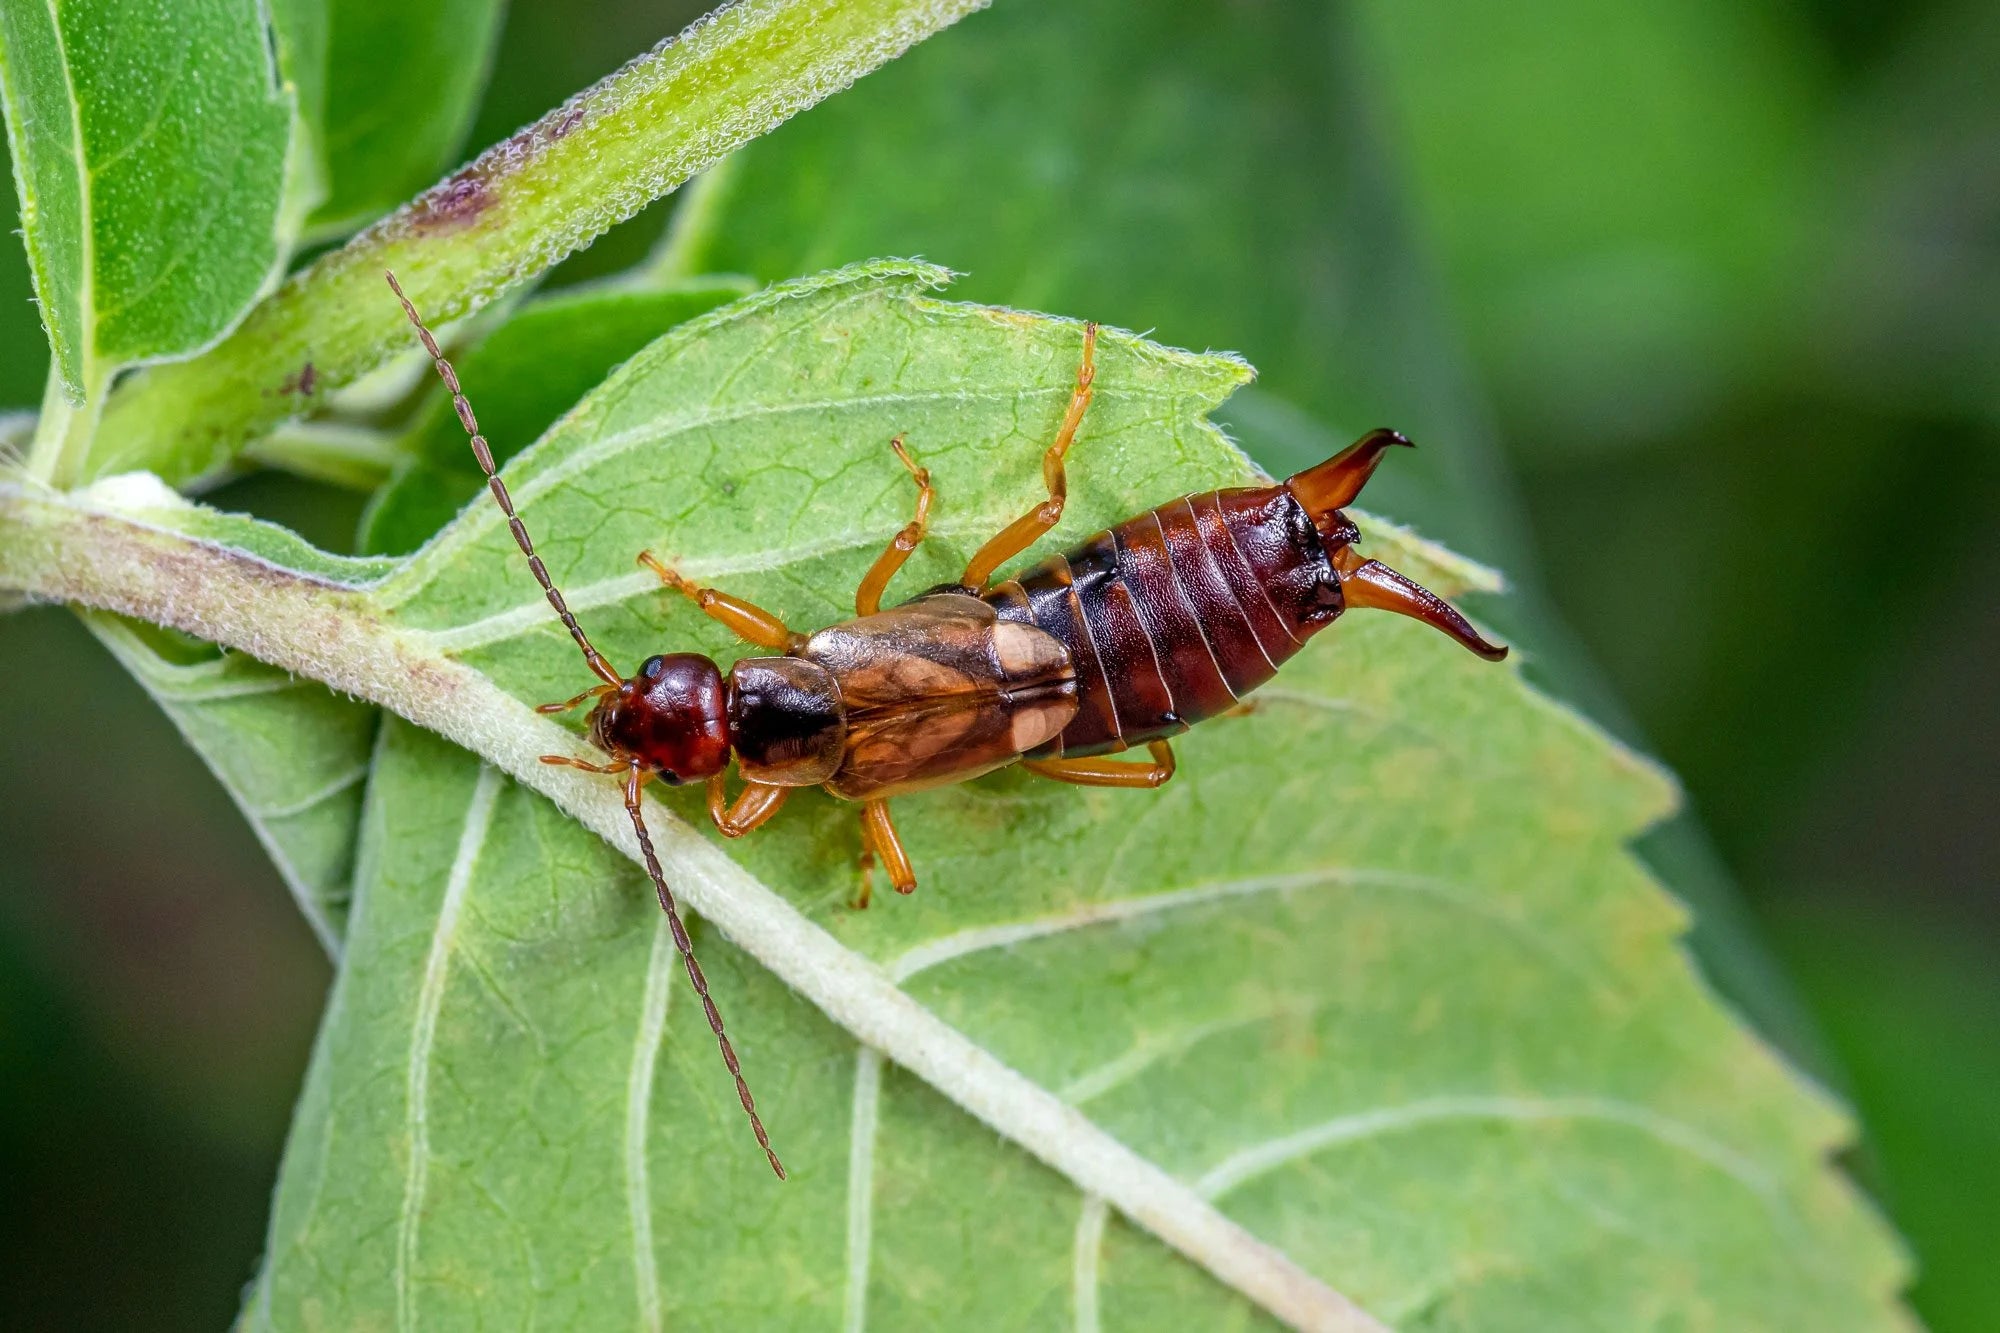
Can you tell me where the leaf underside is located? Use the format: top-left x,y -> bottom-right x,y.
216,264 -> 1906,1329
359,278 -> 749,556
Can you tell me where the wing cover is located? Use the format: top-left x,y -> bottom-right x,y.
805,593 -> 1077,800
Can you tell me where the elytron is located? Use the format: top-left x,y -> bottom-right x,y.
389,271 -> 1506,1176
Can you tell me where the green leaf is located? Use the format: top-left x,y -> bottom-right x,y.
82,0 -> 995,489
358,277 -> 749,556
85,614 -> 377,951
308,0 -> 507,238
0,0 -> 292,404
0,264 -> 1905,1327
266,0 -> 329,230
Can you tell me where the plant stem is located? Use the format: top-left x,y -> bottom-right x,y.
25,361 -> 106,486
83,0 -> 993,491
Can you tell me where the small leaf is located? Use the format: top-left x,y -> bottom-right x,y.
308,0 -> 507,238
0,0 -> 292,400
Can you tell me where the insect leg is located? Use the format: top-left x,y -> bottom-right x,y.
535,683 -> 615,715
854,845 -> 878,912
853,436 -> 933,617
960,322 -> 1098,591
637,551 -> 805,653
705,773 -> 790,838
858,800 -> 918,899
539,755 -> 633,774
1021,739 -> 1176,789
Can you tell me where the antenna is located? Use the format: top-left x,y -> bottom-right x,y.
622,776 -> 786,1179
385,270 -> 620,688
387,271 -> 785,1179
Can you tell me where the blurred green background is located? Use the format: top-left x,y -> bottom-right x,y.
1,0 -> 1993,1328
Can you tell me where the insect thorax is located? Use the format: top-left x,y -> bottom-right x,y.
727,656 -> 846,786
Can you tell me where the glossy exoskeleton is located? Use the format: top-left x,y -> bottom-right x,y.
388,273 -> 1507,1177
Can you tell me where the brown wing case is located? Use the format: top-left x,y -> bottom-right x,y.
805,592 -> 1078,800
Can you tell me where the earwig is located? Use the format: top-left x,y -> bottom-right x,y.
387,271 -> 1506,1176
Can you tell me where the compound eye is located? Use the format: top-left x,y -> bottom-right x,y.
638,654 -> 668,680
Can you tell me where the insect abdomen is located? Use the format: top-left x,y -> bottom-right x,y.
986,485 -> 1340,758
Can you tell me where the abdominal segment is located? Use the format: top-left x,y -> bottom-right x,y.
986,485 -> 1341,758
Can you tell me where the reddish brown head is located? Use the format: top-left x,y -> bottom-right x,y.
587,653 -> 732,783
1286,428 -> 1508,662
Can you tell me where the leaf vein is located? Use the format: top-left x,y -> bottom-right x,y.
249,762 -> 370,821
843,1047 -> 884,1333
1193,1094 -> 1779,1210
1072,1195 -> 1110,1333
627,918 -> 675,1333
395,765 -> 502,1330
887,867 -> 1590,987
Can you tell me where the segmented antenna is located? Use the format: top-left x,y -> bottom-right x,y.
386,271 -> 785,1180
384,270 -> 621,688
623,778 -> 786,1179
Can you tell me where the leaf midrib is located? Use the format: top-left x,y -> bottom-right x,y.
45,0 -> 94,389
396,765 -> 503,1325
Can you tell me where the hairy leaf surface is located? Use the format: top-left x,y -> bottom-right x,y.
219,264 -> 1903,1329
